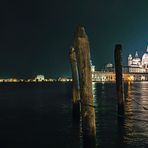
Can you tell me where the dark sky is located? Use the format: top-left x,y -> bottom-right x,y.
0,0 -> 148,78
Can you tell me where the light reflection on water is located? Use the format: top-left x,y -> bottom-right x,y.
0,82 -> 148,148
124,82 -> 148,147
93,82 -> 148,148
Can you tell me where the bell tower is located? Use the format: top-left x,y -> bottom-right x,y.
128,54 -> 132,66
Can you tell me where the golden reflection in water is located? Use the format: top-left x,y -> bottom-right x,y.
138,81 -> 148,122
124,81 -> 148,145
123,81 -> 135,144
126,81 -> 133,117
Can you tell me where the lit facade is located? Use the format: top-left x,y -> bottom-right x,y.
35,75 -> 45,82
91,47 -> 148,82
128,47 -> 148,73
92,71 -> 130,82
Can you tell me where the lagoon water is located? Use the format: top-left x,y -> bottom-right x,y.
0,82 -> 147,148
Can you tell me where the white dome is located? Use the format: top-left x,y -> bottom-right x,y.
142,53 -> 148,64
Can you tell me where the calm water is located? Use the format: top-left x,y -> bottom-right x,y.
0,82 -> 147,148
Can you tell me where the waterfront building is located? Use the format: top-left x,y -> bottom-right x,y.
128,47 -> 148,73
58,77 -> 72,82
92,71 -> 115,82
91,46 -> 148,82
92,70 -> 130,82
35,75 -> 45,82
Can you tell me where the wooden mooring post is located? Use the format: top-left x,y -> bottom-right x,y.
74,26 -> 96,148
114,44 -> 125,117
69,47 -> 80,120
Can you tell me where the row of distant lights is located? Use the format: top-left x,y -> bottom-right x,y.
0,78 -> 72,83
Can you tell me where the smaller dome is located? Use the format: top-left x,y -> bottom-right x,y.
129,54 -> 132,57
106,63 -> 113,68
132,51 -> 141,63
128,54 -> 132,59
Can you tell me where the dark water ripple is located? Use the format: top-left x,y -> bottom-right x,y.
0,82 -> 148,148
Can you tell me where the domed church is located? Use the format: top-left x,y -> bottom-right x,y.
128,47 -> 148,73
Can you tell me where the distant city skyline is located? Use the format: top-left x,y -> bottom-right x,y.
1,0 -> 148,78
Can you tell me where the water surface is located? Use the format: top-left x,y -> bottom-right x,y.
0,82 -> 147,148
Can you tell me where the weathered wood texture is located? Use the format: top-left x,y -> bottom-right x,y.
74,26 -> 96,148
69,47 -> 80,120
114,44 -> 125,116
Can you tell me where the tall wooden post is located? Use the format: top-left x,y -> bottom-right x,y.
74,26 -> 96,148
69,47 -> 80,120
114,44 -> 125,117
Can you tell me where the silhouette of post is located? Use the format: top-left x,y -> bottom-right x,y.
114,44 -> 125,117
74,26 -> 96,148
69,47 -> 80,120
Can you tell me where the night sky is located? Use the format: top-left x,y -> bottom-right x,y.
1,0 -> 148,78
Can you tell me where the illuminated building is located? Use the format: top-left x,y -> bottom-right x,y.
91,62 -> 117,82
35,75 -> 45,82
91,47 -> 148,82
128,47 -> 148,73
58,77 -> 72,82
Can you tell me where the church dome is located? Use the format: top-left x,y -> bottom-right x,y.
132,51 -> 141,65
133,57 -> 141,62
142,47 -> 148,64
142,53 -> 148,64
